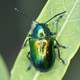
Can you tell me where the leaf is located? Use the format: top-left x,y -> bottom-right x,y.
11,0 -> 80,80
0,54 -> 9,80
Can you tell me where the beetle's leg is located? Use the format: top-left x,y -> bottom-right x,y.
22,34 -> 31,48
22,38 -> 29,47
54,45 -> 65,64
54,39 -> 66,48
27,52 -> 31,61
53,39 -> 66,64
27,51 -> 32,70
56,45 -> 65,64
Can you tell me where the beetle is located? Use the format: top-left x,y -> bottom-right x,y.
14,8 -> 66,72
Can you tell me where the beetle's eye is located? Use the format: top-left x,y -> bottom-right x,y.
38,29 -> 45,38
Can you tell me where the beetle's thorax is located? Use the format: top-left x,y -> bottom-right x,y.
32,23 -> 52,39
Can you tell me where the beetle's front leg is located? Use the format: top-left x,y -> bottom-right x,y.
22,34 -> 31,48
27,51 -> 32,70
55,45 -> 65,64
54,39 -> 66,48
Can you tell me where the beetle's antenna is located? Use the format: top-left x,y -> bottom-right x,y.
44,11 -> 66,24
14,8 -> 28,19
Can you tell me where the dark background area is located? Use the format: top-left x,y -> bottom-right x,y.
0,0 -> 80,80
0,0 -> 47,71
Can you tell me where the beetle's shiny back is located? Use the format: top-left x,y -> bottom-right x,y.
29,38 -> 55,72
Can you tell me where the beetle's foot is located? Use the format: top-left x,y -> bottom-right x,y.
54,39 -> 66,49
27,64 -> 32,71
22,40 -> 28,48
59,45 -> 66,49
22,35 -> 31,48
60,59 -> 65,64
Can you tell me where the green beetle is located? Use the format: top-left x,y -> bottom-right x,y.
24,11 -> 66,72
14,8 -> 66,72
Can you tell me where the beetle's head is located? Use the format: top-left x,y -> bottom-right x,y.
32,21 -> 52,39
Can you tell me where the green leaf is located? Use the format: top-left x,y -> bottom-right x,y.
11,0 -> 80,80
0,54 -> 9,80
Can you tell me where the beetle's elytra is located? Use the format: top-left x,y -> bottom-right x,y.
14,8 -> 66,72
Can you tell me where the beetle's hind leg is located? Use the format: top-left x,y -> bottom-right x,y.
54,39 -> 66,64
56,45 -> 65,64
27,51 -> 32,70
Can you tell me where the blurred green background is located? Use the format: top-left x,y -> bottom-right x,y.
0,0 -> 80,80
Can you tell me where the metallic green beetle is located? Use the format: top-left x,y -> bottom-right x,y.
24,11 -> 66,72
14,8 -> 66,72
